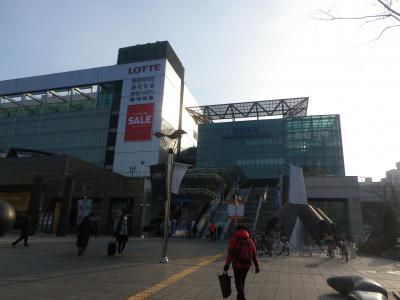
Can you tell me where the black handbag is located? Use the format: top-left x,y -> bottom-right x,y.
218,271 -> 232,298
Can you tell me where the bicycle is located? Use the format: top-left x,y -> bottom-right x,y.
270,231 -> 289,256
253,233 -> 265,257
251,232 -> 271,257
298,245 -> 313,256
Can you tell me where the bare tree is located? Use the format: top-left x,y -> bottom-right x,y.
317,0 -> 400,41
370,176 -> 400,237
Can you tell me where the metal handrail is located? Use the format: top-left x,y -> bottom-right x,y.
252,196 -> 263,232
251,186 -> 268,232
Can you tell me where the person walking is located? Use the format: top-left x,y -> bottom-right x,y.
189,219 -> 196,238
208,222 -> 217,242
76,216 -> 93,256
191,220 -> 197,238
12,215 -> 31,247
113,214 -> 129,257
323,232 -> 336,258
223,224 -> 260,300
217,224 -> 223,240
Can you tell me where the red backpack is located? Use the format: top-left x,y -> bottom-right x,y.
234,237 -> 252,266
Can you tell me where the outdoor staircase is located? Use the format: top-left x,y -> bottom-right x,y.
242,187 -> 279,233
199,187 -> 237,239
255,187 -> 279,233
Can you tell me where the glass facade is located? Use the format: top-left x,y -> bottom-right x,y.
0,83 -> 119,166
197,115 -> 345,179
309,199 -> 350,236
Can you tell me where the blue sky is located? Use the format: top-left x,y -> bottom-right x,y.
1,0 -> 399,181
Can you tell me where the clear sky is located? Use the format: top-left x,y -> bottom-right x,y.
1,0 -> 399,181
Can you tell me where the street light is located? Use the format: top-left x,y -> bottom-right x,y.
153,129 -> 186,263
139,160 -> 149,238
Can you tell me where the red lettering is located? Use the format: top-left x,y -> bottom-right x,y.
128,64 -> 162,74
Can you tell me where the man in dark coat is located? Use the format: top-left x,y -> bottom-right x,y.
76,216 -> 93,256
217,224 -> 223,240
12,215 -> 31,247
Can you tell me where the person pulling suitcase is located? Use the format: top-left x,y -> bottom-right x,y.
107,237 -> 117,256
113,213 -> 129,257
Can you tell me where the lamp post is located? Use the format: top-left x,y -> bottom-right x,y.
234,196 -> 239,228
153,129 -> 186,264
139,160 -> 149,238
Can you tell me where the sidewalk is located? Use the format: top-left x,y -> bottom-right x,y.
0,235 -> 399,299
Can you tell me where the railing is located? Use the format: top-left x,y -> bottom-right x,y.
251,195 -> 263,233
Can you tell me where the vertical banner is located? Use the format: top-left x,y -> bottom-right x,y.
150,164 -> 167,200
227,201 -> 237,219
124,103 -> 154,141
227,198 -> 246,220
171,163 -> 189,194
76,198 -> 92,225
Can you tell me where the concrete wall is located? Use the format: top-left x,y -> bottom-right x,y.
305,176 -> 363,242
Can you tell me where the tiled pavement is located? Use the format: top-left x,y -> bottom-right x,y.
0,234 -> 399,299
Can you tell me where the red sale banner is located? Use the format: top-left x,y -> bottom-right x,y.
124,103 -> 154,141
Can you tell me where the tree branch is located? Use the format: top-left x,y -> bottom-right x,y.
367,24 -> 400,43
377,0 -> 400,18
316,0 -> 400,41
316,10 -> 392,21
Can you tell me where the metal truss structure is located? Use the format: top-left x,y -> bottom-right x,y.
186,97 -> 309,124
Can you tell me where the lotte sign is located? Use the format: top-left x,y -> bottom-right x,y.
124,103 -> 154,141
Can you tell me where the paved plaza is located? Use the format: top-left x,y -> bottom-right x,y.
0,234 -> 399,300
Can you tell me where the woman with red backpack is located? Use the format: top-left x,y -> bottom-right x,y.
223,224 -> 260,300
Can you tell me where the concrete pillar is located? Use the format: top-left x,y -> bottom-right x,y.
27,176 -> 45,234
57,177 -> 74,236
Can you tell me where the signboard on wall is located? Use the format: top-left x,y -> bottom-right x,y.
150,163 -> 167,200
76,198 -> 92,225
124,103 -> 154,141
227,198 -> 246,220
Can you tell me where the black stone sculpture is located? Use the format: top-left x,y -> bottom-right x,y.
327,276 -> 388,299
264,202 -> 333,244
346,290 -> 388,300
0,200 -> 16,237
327,275 -> 364,295
353,279 -> 388,298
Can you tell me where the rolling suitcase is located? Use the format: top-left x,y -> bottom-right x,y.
107,239 -> 117,256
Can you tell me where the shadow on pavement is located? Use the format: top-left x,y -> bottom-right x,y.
305,257 -> 346,268
318,293 -> 344,299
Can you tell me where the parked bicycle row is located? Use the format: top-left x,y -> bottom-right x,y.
251,230 -> 355,262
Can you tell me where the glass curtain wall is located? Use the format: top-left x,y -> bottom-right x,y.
285,115 -> 345,176
0,82 -> 120,166
197,115 -> 345,179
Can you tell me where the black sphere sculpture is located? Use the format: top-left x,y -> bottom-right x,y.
0,200 -> 16,237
